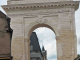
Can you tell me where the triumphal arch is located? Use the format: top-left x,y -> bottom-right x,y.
2,0 -> 79,60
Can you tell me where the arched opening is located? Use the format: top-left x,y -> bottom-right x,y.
28,24 -> 57,60
28,24 -> 58,38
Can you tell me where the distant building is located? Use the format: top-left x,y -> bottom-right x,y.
0,11 -> 13,60
42,46 -> 47,60
30,32 -> 47,60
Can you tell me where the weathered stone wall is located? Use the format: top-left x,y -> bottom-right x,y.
0,12 -> 11,57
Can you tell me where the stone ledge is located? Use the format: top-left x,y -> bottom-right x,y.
7,0 -> 75,5
2,1 -> 79,11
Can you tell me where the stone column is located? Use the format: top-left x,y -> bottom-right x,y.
59,30 -> 75,60
73,35 -> 77,58
56,36 -> 63,60
24,38 -> 30,60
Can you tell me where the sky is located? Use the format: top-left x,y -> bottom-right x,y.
0,0 -> 80,60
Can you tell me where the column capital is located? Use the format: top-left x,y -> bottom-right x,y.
24,38 -> 30,42
56,36 -> 60,40
73,35 -> 77,40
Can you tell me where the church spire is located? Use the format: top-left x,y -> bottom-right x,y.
42,45 -> 45,51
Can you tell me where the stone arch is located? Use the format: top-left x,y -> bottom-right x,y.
24,20 -> 59,60
25,20 -> 59,38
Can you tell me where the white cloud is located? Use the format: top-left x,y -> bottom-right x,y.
49,59 -> 57,60
0,0 -> 7,14
75,4 -> 80,55
44,41 -> 57,57
0,0 -> 7,5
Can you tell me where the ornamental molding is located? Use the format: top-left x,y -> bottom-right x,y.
24,38 -> 30,42
36,15 -> 47,24
7,8 -> 73,17
2,1 -> 79,11
56,36 -> 60,40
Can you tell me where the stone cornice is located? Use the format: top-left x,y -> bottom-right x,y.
2,1 -> 79,11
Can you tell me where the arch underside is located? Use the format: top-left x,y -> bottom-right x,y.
28,24 -> 57,38
25,21 -> 59,38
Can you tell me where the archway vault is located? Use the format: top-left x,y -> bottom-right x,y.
26,21 -> 59,38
